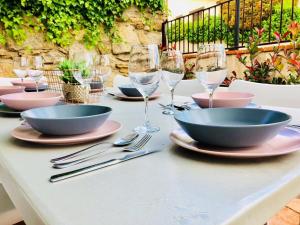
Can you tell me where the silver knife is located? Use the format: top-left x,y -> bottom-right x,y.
49,149 -> 160,183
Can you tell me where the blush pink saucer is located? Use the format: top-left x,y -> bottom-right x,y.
192,91 -> 254,108
170,128 -> 300,158
11,120 -> 122,145
0,86 -> 25,96
0,92 -> 62,111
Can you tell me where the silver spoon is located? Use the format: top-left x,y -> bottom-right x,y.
50,133 -> 139,163
52,134 -> 152,169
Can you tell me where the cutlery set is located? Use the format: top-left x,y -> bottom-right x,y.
49,133 -> 157,182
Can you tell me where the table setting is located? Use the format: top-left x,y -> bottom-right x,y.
1,44 -> 300,225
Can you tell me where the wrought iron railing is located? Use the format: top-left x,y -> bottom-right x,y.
162,0 -> 298,53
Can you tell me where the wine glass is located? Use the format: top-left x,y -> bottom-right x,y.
195,44 -> 227,108
13,56 -> 30,83
92,54 -> 112,94
161,50 -> 185,115
71,53 -> 94,87
128,44 -> 161,134
28,56 -> 44,92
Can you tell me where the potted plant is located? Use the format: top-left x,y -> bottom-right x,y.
233,21 -> 300,85
58,60 -> 91,103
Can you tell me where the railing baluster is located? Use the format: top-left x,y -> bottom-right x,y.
183,16 -> 185,53
259,0 -> 263,28
208,9 -> 210,44
234,0 -> 241,49
227,2 -> 230,48
214,6 -> 217,44
241,0 -> 246,47
279,0 -> 284,34
268,0 -> 273,42
251,0 -> 254,36
197,11 -> 200,51
202,9 -> 205,45
188,15 -> 190,53
175,19 -> 177,50
220,3 -> 223,44
192,13 -> 195,53
292,0 -> 295,20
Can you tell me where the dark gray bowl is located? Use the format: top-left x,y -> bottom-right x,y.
118,84 -> 142,97
174,108 -> 291,148
21,105 -> 112,136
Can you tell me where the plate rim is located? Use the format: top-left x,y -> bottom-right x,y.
11,120 -> 122,145
170,128 -> 300,158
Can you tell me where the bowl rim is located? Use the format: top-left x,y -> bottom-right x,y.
174,108 -> 292,128
192,92 -> 255,101
21,104 -> 112,120
0,92 -> 62,101
118,84 -> 137,89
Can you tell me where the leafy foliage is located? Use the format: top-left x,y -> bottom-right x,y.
0,0 -> 165,47
234,22 -> 300,85
58,60 -> 90,84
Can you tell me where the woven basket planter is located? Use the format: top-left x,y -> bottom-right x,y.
62,83 -> 90,103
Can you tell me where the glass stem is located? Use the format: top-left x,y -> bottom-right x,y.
208,90 -> 214,108
144,96 -> 150,128
170,88 -> 175,112
35,82 -> 39,93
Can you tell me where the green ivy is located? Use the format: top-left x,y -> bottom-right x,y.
0,0 -> 165,48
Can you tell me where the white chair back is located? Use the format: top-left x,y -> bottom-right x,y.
229,79 -> 300,108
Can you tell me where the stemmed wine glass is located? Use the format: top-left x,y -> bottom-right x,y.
13,56 -> 30,83
195,44 -> 227,108
28,56 -> 44,92
92,54 -> 112,94
128,44 -> 161,134
161,50 -> 185,115
71,53 -> 94,87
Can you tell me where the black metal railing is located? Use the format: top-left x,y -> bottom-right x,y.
162,0 -> 298,53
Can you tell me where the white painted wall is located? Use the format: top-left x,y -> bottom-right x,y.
168,0 -> 217,19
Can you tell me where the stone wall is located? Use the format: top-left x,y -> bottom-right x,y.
0,7 -> 166,84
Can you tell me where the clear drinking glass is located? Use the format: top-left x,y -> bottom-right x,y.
92,54 -> 112,94
161,50 -> 185,115
13,56 -> 30,83
71,53 -> 94,87
28,56 -> 44,92
128,44 -> 161,134
195,44 -> 227,108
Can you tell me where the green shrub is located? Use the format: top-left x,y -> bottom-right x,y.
167,5 -> 300,47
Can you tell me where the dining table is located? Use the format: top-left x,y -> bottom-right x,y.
0,93 -> 300,225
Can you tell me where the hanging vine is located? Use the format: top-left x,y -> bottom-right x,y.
0,0 -> 165,47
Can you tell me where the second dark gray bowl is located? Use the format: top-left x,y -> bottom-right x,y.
174,108 -> 291,148
21,105 -> 112,136
118,84 -> 142,97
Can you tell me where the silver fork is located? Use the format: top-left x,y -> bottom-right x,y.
52,134 -> 152,169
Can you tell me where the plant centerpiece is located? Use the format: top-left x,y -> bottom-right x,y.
58,60 -> 91,103
233,21 -> 300,85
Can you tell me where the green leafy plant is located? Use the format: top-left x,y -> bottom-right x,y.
58,60 -> 90,84
234,21 -> 300,84
0,0 -> 165,47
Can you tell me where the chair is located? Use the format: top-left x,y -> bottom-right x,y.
229,79 -> 300,108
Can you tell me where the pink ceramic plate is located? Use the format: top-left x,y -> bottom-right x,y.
11,120 -> 122,145
114,92 -> 160,101
192,91 -> 254,108
11,79 -> 47,89
0,92 -> 62,111
0,86 -> 25,96
170,128 -> 300,158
